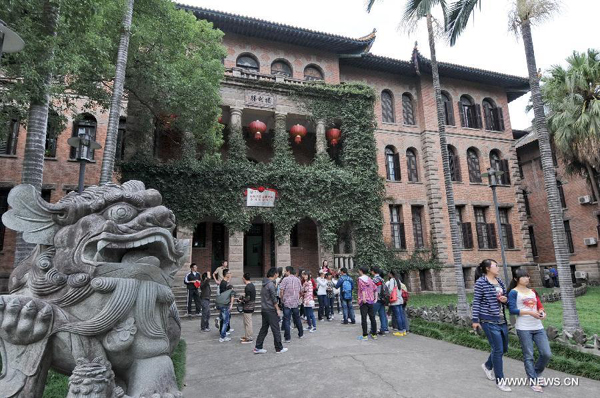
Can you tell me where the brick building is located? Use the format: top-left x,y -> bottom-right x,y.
1,6 -> 547,293
515,129 -> 600,284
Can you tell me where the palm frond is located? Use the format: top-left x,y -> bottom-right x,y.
365,0 -> 378,13
446,0 -> 481,46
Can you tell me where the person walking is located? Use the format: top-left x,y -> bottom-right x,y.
316,270 -> 328,321
472,259 -> 511,392
254,268 -> 287,354
215,269 -> 236,343
325,273 -> 336,321
240,272 -> 256,344
200,271 -> 212,332
387,270 -> 407,337
357,266 -> 378,341
371,267 -> 390,334
184,264 -> 202,317
336,267 -> 356,324
279,266 -> 304,343
508,268 -> 552,393
301,271 -> 317,332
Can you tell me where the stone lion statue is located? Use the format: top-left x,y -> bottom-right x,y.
0,181 -> 187,398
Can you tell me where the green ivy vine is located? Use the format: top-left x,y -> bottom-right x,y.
120,81 -> 440,271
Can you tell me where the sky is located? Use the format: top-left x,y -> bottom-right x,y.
180,0 -> 599,130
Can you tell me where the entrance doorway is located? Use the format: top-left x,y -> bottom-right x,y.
244,224 -> 263,278
212,223 -> 225,272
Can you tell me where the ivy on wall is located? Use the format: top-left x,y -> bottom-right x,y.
120,80 -> 440,271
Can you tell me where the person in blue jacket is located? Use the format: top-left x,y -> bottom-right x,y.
471,259 -> 511,392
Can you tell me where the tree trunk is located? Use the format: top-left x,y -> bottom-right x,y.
14,0 -> 60,267
426,14 -> 469,316
99,0 -> 135,185
521,20 -> 580,331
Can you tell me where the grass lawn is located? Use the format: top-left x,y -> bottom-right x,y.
408,286 -> 600,334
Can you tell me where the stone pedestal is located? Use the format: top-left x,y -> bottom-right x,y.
228,231 -> 244,283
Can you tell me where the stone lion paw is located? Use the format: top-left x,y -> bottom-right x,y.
0,295 -> 53,345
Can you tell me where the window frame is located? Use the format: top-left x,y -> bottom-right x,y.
411,206 -> 425,249
406,148 -> 419,182
236,53 -> 260,71
498,208 -> 515,249
381,90 -> 395,123
459,95 -> 481,129
528,225 -> 538,257
385,146 -> 401,182
271,59 -> 292,77
564,220 -> 574,253
402,93 -> 415,125
303,64 -> 324,81
69,115 -> 97,160
467,148 -> 482,183
389,205 -> 406,250
442,91 -> 455,126
448,145 -> 461,182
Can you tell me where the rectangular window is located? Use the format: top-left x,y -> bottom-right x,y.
557,181 -> 567,208
475,207 -> 497,249
523,190 -> 531,216
411,206 -> 425,249
389,205 -> 406,250
115,119 -> 126,161
70,121 -> 97,160
290,224 -> 299,247
45,136 -> 57,158
564,220 -> 574,254
499,209 -> 514,249
0,119 -> 19,155
41,189 -> 52,203
528,226 -> 538,257
192,223 -> 206,248
456,206 -> 473,249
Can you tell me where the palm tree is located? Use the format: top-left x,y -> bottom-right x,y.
99,0 -> 135,185
367,0 -> 470,317
447,0 -> 581,331
14,0 -> 60,266
542,49 -> 600,201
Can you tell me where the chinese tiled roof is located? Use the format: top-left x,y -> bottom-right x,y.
177,3 -> 376,54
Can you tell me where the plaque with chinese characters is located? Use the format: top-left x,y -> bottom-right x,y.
245,91 -> 276,108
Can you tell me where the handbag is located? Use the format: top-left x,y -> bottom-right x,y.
308,300 -> 315,307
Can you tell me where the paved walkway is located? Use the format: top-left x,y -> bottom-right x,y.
181,314 -> 599,398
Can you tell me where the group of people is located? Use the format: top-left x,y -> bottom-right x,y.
472,259 -> 553,393
185,257 -> 554,393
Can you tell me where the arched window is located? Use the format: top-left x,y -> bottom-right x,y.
402,93 -> 415,125
385,146 -> 400,181
236,54 -> 259,71
406,148 -> 419,182
304,65 -> 323,81
490,150 -> 511,185
70,114 -> 97,160
44,110 -> 60,158
448,145 -> 461,182
482,98 -> 504,131
442,91 -> 454,125
467,148 -> 482,183
459,95 -> 481,128
381,90 -> 395,123
271,60 -> 292,77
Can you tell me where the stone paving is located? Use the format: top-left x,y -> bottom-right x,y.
181,314 -> 599,398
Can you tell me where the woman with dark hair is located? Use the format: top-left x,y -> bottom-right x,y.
472,259 -> 511,392
508,268 -> 552,393
301,271 -> 317,332
387,270 -> 407,336
357,266 -> 378,341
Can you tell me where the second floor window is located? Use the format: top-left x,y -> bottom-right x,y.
523,190 -> 531,216
385,146 -> 400,181
381,90 -> 395,123
467,148 -> 482,183
304,65 -> 323,81
389,205 -> 406,250
236,54 -> 259,71
45,110 -> 59,158
529,226 -> 538,257
456,206 -> 474,249
475,207 -> 497,249
482,98 -> 505,131
115,118 -> 126,161
564,220 -> 574,253
402,93 -> 415,125
459,95 -> 482,129
499,209 -> 515,249
490,151 -> 511,185
271,60 -> 292,77
411,206 -> 425,249
406,148 -> 419,182
442,91 -> 455,125
448,145 -> 461,182
557,180 -> 567,208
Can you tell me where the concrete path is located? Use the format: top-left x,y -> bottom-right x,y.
181,314 -> 599,398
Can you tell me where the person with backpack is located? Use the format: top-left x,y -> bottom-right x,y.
336,268 -> 356,324
357,266 -> 378,340
371,267 -> 390,335
215,270 -> 236,343
472,259 -> 511,392
386,270 -> 407,337
301,271 -> 317,332
184,263 -> 202,317
507,268 -> 552,393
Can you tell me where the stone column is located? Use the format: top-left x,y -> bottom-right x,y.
228,107 -> 246,161
315,119 -> 327,155
228,230 -> 244,283
275,235 -> 291,271
177,225 -> 194,267
273,112 -> 291,159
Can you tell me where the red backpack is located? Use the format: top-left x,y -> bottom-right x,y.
401,287 -> 409,304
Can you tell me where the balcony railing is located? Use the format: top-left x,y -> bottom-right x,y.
334,253 -> 355,270
225,67 -> 312,86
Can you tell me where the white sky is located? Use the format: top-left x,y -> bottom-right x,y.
181,0 -> 599,130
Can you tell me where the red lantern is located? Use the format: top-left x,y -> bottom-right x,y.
258,186 -> 265,192
248,120 -> 267,141
326,128 -> 342,146
290,124 -> 307,144
218,116 -> 224,124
